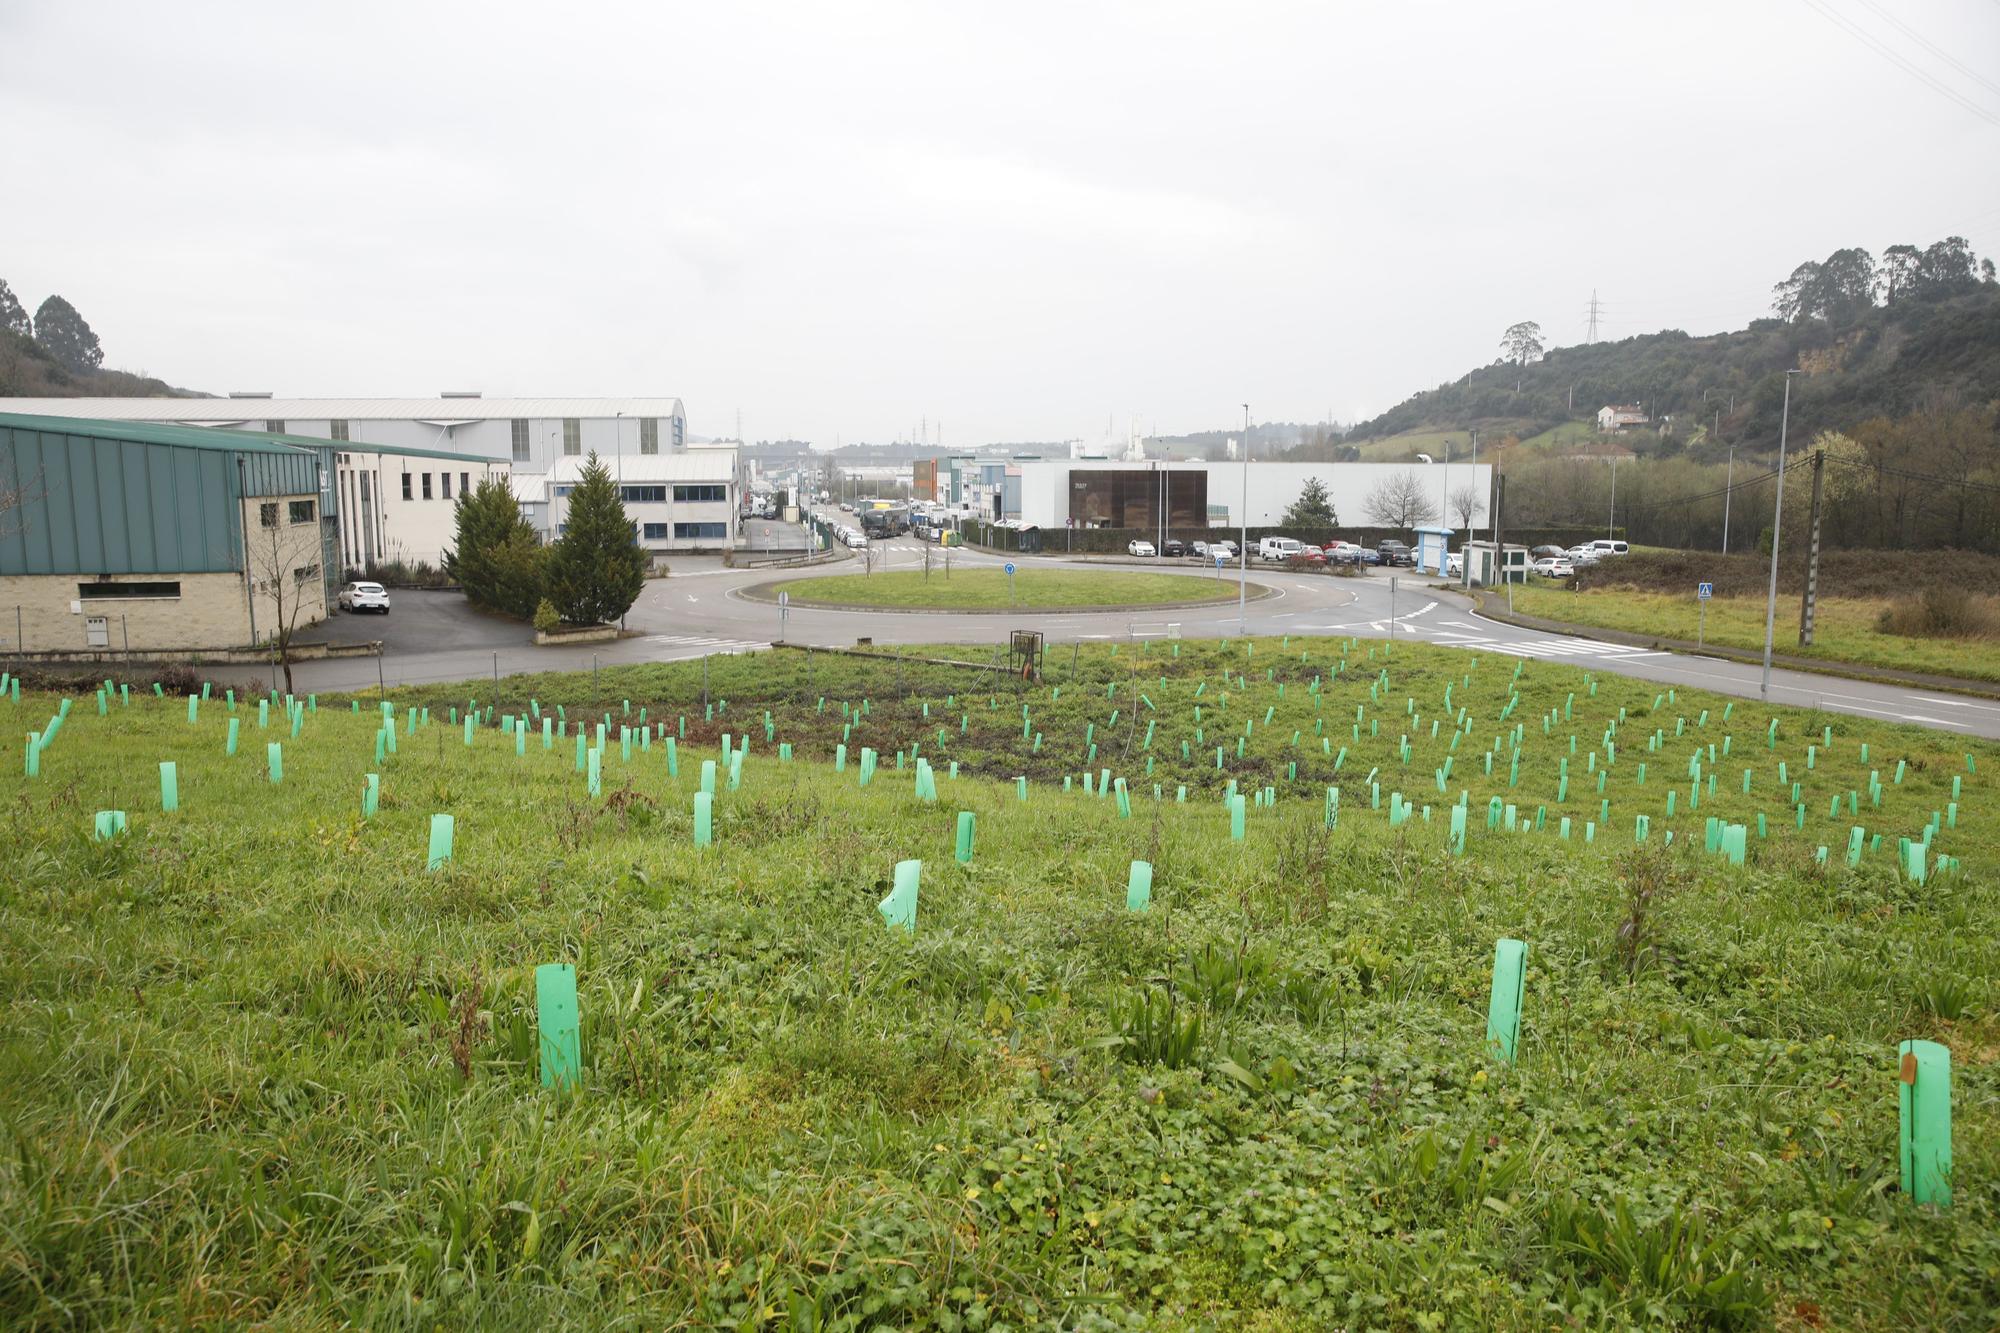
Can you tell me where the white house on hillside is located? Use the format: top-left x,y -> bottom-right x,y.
1596,404 -> 1650,432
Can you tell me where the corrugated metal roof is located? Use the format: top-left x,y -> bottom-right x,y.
506,475 -> 548,504
1,396 -> 685,421
0,416 -> 320,576
548,452 -> 735,483
331,440 -> 510,464
0,411 -> 317,455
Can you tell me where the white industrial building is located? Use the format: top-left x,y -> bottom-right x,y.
1013,458 -> 1492,533
2,395 -> 739,561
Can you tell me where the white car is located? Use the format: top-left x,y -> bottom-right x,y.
1127,539 -> 1157,557
337,581 -> 391,614
1446,552 -> 1464,578
1532,557 -> 1575,578
1211,540 -> 1238,560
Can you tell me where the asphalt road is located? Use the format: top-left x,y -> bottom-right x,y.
292,521 -> 2000,740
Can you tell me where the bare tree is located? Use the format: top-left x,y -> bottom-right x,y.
247,498 -> 327,694
1450,484 -> 1484,529
1363,470 -> 1440,528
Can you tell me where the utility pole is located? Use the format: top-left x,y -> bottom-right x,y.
1760,370 -> 1802,699
1585,289 -> 1601,343
1799,448 -> 1826,647
1607,457 -> 1618,540
1238,404 -> 1250,636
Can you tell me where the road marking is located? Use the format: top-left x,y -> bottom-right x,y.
1915,695 -> 2000,712
642,634 -> 766,656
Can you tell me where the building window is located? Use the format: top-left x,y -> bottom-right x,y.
265,419 -> 285,435
421,473 -> 433,500
289,499 -> 316,524
642,522 -> 671,539
292,563 -> 320,587
673,417 -> 684,448
673,483 -> 728,503
620,485 -> 667,503
259,501 -> 279,528
401,474 -> 413,501
673,522 -> 728,540
461,471 -> 470,495
562,419 -> 581,455
78,580 -> 181,600
553,485 -> 573,498
640,419 -> 659,454
511,419 -> 530,461
440,473 -> 453,500
330,419 -> 349,442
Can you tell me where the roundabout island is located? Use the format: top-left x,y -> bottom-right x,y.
746,566 -> 1269,613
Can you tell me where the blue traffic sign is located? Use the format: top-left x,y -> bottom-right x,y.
1215,553 -> 1226,566
1698,582 -> 1713,600
1004,562 -> 1016,575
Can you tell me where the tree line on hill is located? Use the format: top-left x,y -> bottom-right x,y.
446,454 -> 647,630
0,276 -> 183,399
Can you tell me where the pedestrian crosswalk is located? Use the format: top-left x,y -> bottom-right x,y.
642,634 -> 766,658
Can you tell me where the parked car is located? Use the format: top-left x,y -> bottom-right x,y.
1161,538 -> 1187,558
1325,540 -> 1363,564
1530,544 -> 1566,562
1127,539 -> 1157,557
1565,545 -> 1600,568
1297,544 -> 1327,563
1211,540 -> 1238,560
1190,540 -> 1212,559
337,581 -> 391,614
1257,536 -> 1303,563
1532,556 -> 1576,578
1446,552 -> 1464,578
1588,539 -> 1629,557
1377,540 -> 1414,567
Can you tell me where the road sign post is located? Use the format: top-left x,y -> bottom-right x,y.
779,590 -> 789,642
1697,582 -> 1712,651
1005,562 -> 1016,607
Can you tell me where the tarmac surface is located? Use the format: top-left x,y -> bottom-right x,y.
292,514 -> 2000,740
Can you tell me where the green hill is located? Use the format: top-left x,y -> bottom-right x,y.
1323,265 -> 2000,466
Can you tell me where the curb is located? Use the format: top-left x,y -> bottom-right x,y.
734,577 -> 1279,616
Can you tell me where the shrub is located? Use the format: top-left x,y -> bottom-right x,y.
533,598 -> 561,634
1876,586 -> 1997,640
543,453 -> 646,627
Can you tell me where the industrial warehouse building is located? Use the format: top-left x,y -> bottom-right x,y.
2,394 -> 735,557
0,413 -> 330,653
1012,458 -> 1493,533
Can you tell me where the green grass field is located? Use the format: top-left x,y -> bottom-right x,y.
4,641 -> 1998,1328
1508,585 -> 2000,683
765,567 -> 1241,610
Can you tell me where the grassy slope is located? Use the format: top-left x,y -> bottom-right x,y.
1508,585 -> 2000,682
3,642 -> 1999,1328
768,567 -> 1239,609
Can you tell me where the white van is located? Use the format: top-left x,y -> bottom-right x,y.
1257,536 -> 1302,563
1589,539 -> 1629,557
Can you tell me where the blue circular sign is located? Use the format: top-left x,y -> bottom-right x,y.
1005,562 -> 1016,575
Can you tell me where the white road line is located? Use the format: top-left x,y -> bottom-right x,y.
1915,695 -> 2000,713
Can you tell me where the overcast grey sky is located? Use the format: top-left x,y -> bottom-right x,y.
4,2 -> 1997,445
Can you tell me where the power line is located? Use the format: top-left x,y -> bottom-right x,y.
1821,451 -> 2000,496
1584,289 -> 1602,343
1798,0 -> 2000,128
1850,0 -> 2000,101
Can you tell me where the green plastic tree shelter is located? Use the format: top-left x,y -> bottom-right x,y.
535,963 -> 581,1091
1486,938 -> 1527,1063
1899,1039 -> 1952,1207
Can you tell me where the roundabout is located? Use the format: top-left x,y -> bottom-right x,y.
742,566 -> 1273,613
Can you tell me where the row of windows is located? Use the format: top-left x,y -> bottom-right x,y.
401,471 -> 473,501
553,483 -> 730,502
673,522 -> 728,540
259,499 -> 318,527
512,418 -> 681,461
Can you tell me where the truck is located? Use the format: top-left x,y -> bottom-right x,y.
860,506 -> 910,538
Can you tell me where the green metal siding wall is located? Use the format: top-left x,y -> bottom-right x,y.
0,421 -> 318,577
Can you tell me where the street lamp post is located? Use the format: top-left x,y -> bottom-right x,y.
1760,370 -> 1803,699
1238,404 -> 1250,635
1608,456 -> 1617,540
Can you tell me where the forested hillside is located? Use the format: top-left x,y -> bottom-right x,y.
1335,237 -> 1999,461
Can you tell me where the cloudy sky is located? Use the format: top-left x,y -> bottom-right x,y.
4,1 -> 1997,445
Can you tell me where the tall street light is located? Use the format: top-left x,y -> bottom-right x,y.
1238,404 -> 1250,635
1760,369 -> 1803,699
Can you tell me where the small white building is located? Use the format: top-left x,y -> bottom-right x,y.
528,452 -> 739,557
1596,404 -> 1649,432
